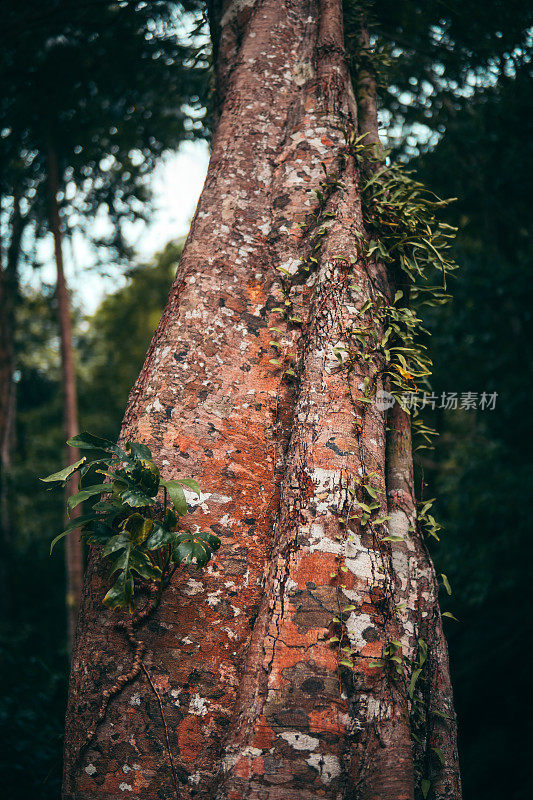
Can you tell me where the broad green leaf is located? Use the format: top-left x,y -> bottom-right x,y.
103,571 -> 134,610
408,668 -> 422,699
418,638 -> 428,666
164,508 -> 178,529
103,533 -> 130,557
129,459 -> 160,496
83,521 -> 115,545
421,778 -> 431,798
440,573 -> 452,595
41,457 -> 86,484
178,478 -> 201,497
173,530 -> 219,568
50,512 -> 102,553
164,481 -> 188,516
108,546 -> 132,576
120,488 -> 153,508
67,432 -> 127,459
121,513 -> 154,545
127,441 -> 153,461
174,539 -> 210,567
67,483 -> 109,516
442,611 -> 459,622
145,524 -> 176,550
197,531 -> 221,551
92,498 -> 122,515
129,550 -> 161,581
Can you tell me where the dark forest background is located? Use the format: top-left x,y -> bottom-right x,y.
0,1 -> 531,798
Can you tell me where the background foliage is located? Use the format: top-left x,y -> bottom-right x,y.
0,2 -> 531,798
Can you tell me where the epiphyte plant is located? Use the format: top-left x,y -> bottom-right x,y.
41,432 -> 221,612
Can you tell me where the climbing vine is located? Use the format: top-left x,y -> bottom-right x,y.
266,120 -> 460,795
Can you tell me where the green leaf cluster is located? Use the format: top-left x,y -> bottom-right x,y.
41,433 -> 220,611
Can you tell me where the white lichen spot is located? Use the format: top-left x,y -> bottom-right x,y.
129,693 -> 141,706
119,783 -> 132,792
207,589 -> 223,608
279,731 -> 319,751
183,488 -> 231,508
189,694 -> 208,716
306,753 -> 341,784
146,397 -> 164,413
182,578 -> 204,597
345,611 -> 374,650
85,764 -> 97,776
170,689 -> 182,706
366,696 -> 392,721
308,522 -> 342,555
293,61 -> 315,86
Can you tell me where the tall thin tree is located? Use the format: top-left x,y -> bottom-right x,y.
46,142 -> 84,650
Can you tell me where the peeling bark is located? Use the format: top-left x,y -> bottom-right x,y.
62,2 -> 461,798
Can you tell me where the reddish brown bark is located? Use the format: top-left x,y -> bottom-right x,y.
63,2 -> 461,798
47,143 -> 84,651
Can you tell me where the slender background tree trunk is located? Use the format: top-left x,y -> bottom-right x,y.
47,142 -> 83,652
63,2 -> 461,797
0,193 -> 25,613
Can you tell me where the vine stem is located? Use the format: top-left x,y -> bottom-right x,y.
141,663 -> 180,799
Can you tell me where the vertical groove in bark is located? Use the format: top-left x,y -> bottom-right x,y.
62,1 -> 461,798
350,18 -> 417,800
47,143 -> 83,652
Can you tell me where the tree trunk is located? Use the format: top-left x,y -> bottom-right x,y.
355,24 -> 461,798
63,2 -> 461,798
0,193 -> 25,611
47,142 -> 84,652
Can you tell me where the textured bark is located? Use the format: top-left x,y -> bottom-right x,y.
47,143 -> 84,652
63,2 -> 461,798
